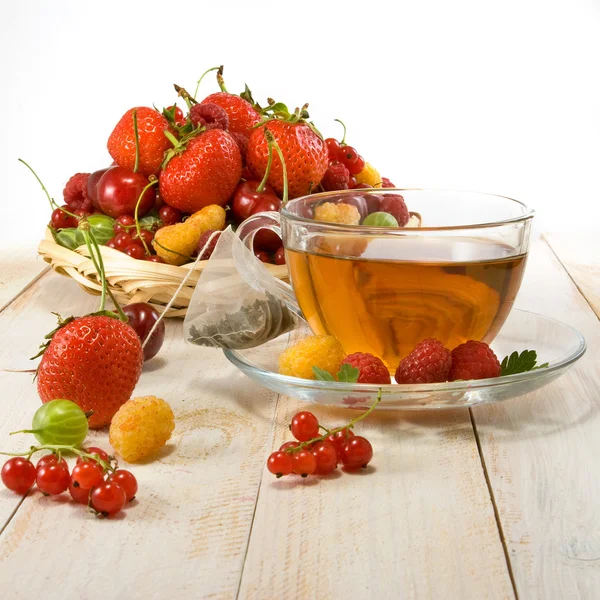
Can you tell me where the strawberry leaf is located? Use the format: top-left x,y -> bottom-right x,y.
500,350 -> 549,376
313,366 -> 335,381
337,363 -> 360,383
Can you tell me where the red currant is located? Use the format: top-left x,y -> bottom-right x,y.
125,244 -> 146,260
254,249 -> 271,263
339,145 -> 359,165
348,176 -> 357,189
69,482 -> 92,505
114,232 -> 133,251
267,452 -> 293,478
290,411 -> 319,442
1,458 -> 36,495
105,237 -> 118,250
74,207 -> 91,218
71,462 -> 104,490
79,447 -> 110,463
36,463 -> 70,495
292,450 -> 317,477
325,137 -> 342,161
50,206 -> 77,230
326,428 -> 355,452
312,441 -> 338,475
347,155 -> 365,176
158,204 -> 182,226
167,105 -> 186,126
279,441 -> 300,452
36,454 -> 68,471
274,246 -> 286,265
107,470 -> 138,502
145,255 -> 165,263
91,482 -> 127,517
340,436 -> 373,469
132,229 -> 154,246
114,214 -> 136,234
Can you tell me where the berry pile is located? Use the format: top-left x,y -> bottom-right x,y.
1,446 -> 137,518
266,398 -> 379,479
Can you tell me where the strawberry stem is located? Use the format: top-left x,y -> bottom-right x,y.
134,178 -> 158,255
334,118 -> 347,145
132,108 -> 140,173
194,66 -> 221,100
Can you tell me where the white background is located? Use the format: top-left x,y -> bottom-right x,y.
1,0 -> 598,252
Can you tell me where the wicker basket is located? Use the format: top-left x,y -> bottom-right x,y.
38,229 -> 289,317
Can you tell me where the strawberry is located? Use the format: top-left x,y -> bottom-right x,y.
37,315 -> 144,429
107,107 -> 172,176
200,92 -> 260,137
247,119 -> 328,199
159,129 -> 242,213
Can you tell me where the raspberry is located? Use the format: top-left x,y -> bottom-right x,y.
279,335 -> 345,380
190,103 -> 229,131
380,194 -> 409,226
381,177 -> 395,188
341,352 -> 391,384
322,161 -> 350,191
153,222 -> 200,265
230,132 -> 249,159
196,229 -> 221,260
63,173 -> 92,211
354,162 -> 381,188
449,341 -> 501,381
314,202 -> 360,225
395,338 -> 452,384
186,204 -> 227,232
109,396 -> 175,463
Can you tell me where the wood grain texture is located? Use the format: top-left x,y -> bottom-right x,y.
0,274 -> 280,599
544,232 -> 600,318
472,238 -> 600,599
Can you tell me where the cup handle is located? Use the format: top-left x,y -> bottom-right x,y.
236,211 -> 282,251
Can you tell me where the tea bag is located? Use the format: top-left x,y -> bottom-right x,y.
184,225 -> 302,349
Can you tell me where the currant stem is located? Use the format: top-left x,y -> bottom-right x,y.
194,66 -> 220,100
284,390 -> 382,454
334,118 -> 347,145
132,108 -> 140,174
19,158 -> 58,210
134,178 -> 158,255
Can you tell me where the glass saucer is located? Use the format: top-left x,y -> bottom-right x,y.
223,309 -> 586,410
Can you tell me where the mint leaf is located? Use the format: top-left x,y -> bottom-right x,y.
337,363 -> 360,383
500,350 -> 548,376
313,366 -> 335,381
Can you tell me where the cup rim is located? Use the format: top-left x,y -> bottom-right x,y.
281,188 -> 535,232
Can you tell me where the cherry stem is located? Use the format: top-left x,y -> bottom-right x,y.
81,225 -> 107,312
132,109 -> 140,174
264,130 -> 288,204
134,178 -> 158,255
194,66 -> 221,100
173,84 -> 198,109
284,390 -> 382,454
18,158 -> 58,211
216,65 -> 227,92
256,136 -> 274,194
334,118 -> 347,145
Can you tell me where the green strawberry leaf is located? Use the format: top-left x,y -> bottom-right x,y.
313,366 -> 335,381
500,350 -> 549,376
337,363 -> 360,383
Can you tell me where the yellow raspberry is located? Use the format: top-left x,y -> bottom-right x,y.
314,202 -> 360,225
109,396 -> 175,463
153,222 -> 199,265
187,204 -> 226,232
354,162 -> 382,188
279,335 -> 345,380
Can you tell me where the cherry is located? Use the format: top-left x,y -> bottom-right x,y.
91,482 -> 126,517
1,458 -> 36,495
274,246 -> 286,265
125,244 -> 145,260
292,450 -> 317,477
145,255 -> 165,263
267,452 -> 293,478
107,470 -> 138,502
122,302 -> 165,361
167,105 -> 186,126
87,168 -> 111,210
96,166 -> 155,218
231,180 -> 281,224
158,204 -> 182,226
340,436 -> 373,469
114,232 -> 134,251
114,214 -> 136,234
291,411 -> 319,442
50,206 -> 77,229
254,249 -> 271,263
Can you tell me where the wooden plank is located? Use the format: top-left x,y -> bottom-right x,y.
0,273 -> 280,599
544,232 -> 600,318
472,238 -> 600,599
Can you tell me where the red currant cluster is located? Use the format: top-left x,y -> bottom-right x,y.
267,405 -> 376,478
321,123 -> 366,192
1,446 -> 137,518
105,214 -> 165,262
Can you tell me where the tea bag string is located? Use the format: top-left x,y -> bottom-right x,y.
140,230 -> 222,351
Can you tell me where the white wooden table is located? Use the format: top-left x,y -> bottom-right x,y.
0,233 -> 598,600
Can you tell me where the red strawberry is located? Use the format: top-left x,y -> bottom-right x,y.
37,315 -> 144,429
247,121 -> 329,199
159,129 -> 242,213
107,107 -> 172,177
200,93 -> 260,137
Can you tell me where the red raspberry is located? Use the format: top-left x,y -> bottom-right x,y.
190,103 -> 229,131
321,161 -> 350,191
449,341 -> 501,381
380,194 -> 409,226
395,338 -> 452,384
63,173 -> 92,211
381,177 -> 395,188
341,352 -> 391,384
196,229 -> 221,260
